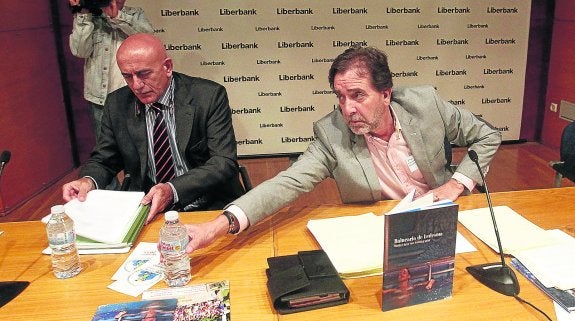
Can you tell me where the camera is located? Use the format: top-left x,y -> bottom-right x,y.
69,0 -> 112,15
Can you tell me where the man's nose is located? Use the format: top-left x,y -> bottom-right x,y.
340,100 -> 356,116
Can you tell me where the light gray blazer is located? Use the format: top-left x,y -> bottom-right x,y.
232,85 -> 502,225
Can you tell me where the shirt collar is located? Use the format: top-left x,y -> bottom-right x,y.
365,104 -> 402,142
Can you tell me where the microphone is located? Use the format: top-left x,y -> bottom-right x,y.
0,150 -> 11,178
466,150 -> 520,296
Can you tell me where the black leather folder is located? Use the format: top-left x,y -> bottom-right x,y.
266,250 -> 349,314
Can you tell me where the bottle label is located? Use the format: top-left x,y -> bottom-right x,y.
48,231 -> 76,246
159,238 -> 188,253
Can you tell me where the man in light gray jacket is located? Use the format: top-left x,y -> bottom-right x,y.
183,46 -> 502,253
69,0 -> 153,140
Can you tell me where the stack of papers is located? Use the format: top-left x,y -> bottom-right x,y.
42,190 -> 149,254
459,206 -> 575,290
307,191 -> 476,278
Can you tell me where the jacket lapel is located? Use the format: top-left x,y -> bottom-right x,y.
127,100 -> 149,184
351,133 -> 383,201
392,102 -> 438,187
173,75 -> 195,156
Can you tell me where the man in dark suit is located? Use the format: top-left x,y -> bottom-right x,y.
62,33 -> 244,222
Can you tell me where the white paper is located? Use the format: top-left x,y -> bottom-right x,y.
108,251 -> 163,297
111,242 -> 159,281
513,230 -> 575,290
42,190 -> 144,244
42,246 -> 131,255
307,212 -> 385,277
460,206 -> 575,291
458,206 -> 558,254
556,301 -> 575,321
143,281 -> 229,305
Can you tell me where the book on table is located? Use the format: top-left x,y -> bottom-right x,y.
42,190 -> 150,253
142,280 -> 231,321
458,206 -> 575,291
381,195 -> 459,311
91,298 -> 177,321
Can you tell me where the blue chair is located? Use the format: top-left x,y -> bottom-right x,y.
550,122 -> 575,187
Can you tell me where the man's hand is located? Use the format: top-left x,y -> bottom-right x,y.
141,183 -> 174,224
426,179 -> 465,202
184,215 -> 229,253
101,0 -> 119,18
62,177 -> 95,202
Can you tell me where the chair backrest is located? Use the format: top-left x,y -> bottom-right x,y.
444,136 -> 453,171
238,165 -> 253,192
560,122 -> 575,171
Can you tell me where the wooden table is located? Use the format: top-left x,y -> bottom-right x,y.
1,187 -> 574,320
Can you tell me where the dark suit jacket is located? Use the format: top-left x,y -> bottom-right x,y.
80,72 -> 244,210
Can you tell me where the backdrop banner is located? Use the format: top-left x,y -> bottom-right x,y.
137,0 -> 531,157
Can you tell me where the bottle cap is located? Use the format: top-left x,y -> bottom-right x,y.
51,205 -> 65,214
164,210 -> 179,221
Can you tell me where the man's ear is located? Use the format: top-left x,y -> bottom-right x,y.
382,88 -> 393,101
163,57 -> 174,76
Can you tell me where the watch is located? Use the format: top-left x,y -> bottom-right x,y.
222,211 -> 239,234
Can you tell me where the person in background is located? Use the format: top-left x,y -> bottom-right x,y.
68,0 -> 154,141
62,33 -> 244,222
180,46 -> 502,254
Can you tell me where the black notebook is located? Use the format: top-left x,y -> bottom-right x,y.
266,250 -> 349,314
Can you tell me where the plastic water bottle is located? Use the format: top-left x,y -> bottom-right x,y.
159,211 -> 191,287
46,205 -> 81,279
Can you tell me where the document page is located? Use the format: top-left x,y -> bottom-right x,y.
62,190 -> 144,244
458,206 -> 559,254
307,213 -> 385,278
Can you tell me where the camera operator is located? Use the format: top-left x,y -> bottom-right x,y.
69,0 -> 153,142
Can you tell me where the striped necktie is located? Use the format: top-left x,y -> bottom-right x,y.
151,103 -> 175,183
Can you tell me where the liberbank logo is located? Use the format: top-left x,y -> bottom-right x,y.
436,68 -> 468,76
223,75 -> 260,83
278,73 -> 315,81
485,38 -> 516,45
219,8 -> 257,16
282,135 -> 315,144
487,7 -> 519,14
437,38 -> 469,45
222,42 -> 259,49
165,43 -> 201,51
231,107 -> 262,115
277,7 -> 314,15
333,7 -> 368,14
278,41 -> 314,48
160,9 -> 199,16
437,6 -> 471,14
333,40 -> 368,47
386,7 -> 420,14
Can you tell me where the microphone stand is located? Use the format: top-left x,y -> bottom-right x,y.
466,150 -> 520,296
0,150 -> 30,307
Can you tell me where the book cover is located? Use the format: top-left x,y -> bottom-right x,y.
382,203 -> 459,311
510,258 -> 575,312
142,280 -> 231,321
91,298 -> 177,321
